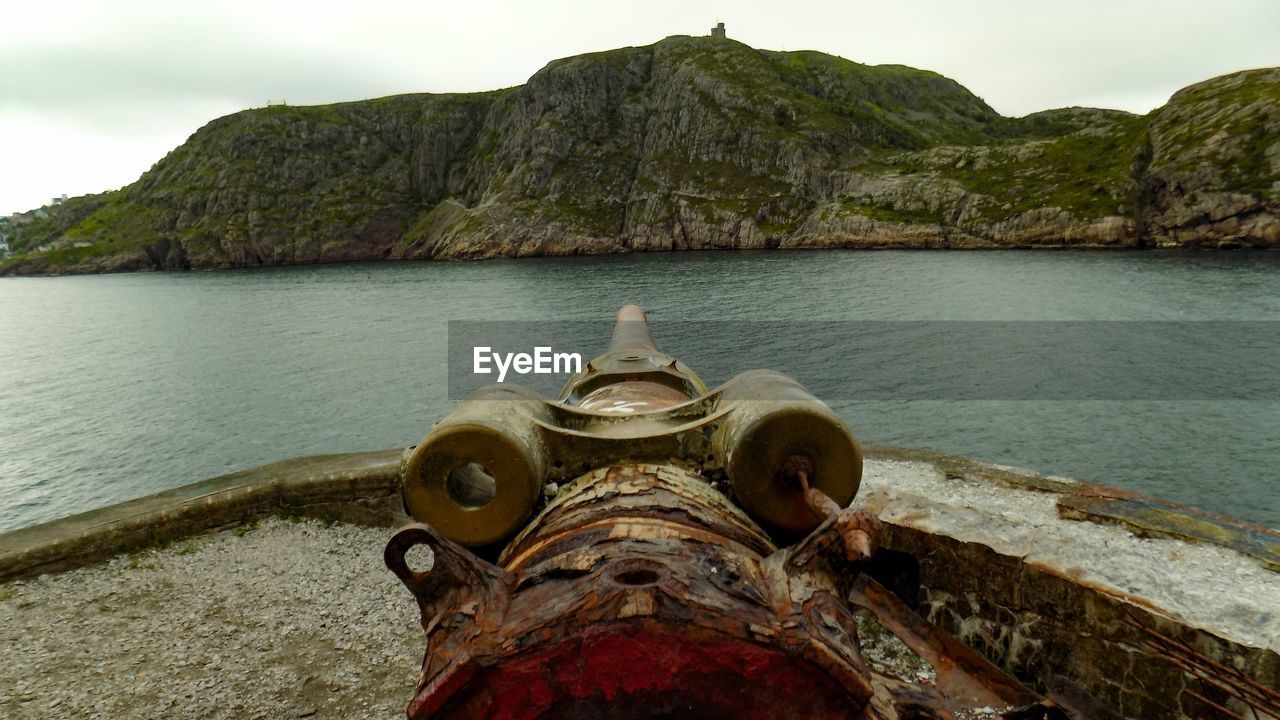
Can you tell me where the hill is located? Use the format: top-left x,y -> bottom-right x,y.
2,36 -> 1277,275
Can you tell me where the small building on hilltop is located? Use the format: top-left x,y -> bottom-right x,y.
710,22 -> 726,38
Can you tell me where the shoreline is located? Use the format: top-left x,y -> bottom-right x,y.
3,243 -> 1279,279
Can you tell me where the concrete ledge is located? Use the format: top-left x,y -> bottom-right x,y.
0,450 -> 406,582
863,444 -> 1280,572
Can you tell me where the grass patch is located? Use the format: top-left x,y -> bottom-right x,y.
835,197 -> 943,224
757,218 -> 803,236
272,504 -> 307,523
42,244 -> 107,265
233,518 -> 261,537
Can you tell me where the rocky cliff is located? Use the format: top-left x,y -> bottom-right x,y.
3,36 -> 1277,275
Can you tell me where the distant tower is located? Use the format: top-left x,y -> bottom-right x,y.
710,22 -> 726,38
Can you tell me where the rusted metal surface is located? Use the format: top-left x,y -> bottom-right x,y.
799,466 -> 878,562
386,463 -> 882,718
386,306 -> 1056,718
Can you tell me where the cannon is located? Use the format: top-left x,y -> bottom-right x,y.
384,306 -> 1053,719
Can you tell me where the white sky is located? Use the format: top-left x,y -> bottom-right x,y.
2,0 -> 1277,216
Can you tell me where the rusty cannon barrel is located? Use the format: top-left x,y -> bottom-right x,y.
387,306 -> 881,719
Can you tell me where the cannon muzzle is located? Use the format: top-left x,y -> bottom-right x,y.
607,303 -> 659,354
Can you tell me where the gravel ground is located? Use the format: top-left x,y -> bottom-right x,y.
0,517 -> 422,720
0,515 -> 1012,719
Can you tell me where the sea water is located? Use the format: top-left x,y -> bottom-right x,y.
1,250 -> 1277,531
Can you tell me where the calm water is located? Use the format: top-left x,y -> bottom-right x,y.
1,250 -> 1278,532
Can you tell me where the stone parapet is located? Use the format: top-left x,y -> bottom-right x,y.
0,450 -> 405,582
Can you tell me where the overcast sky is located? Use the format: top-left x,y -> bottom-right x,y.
2,0 -> 1277,217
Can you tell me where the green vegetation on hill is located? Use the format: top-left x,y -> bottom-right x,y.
5,193 -> 113,255
859,113 -> 1150,221
766,49 -> 998,147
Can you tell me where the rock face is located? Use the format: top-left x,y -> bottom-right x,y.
1141,70 -> 1280,248
2,37 -> 1277,275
